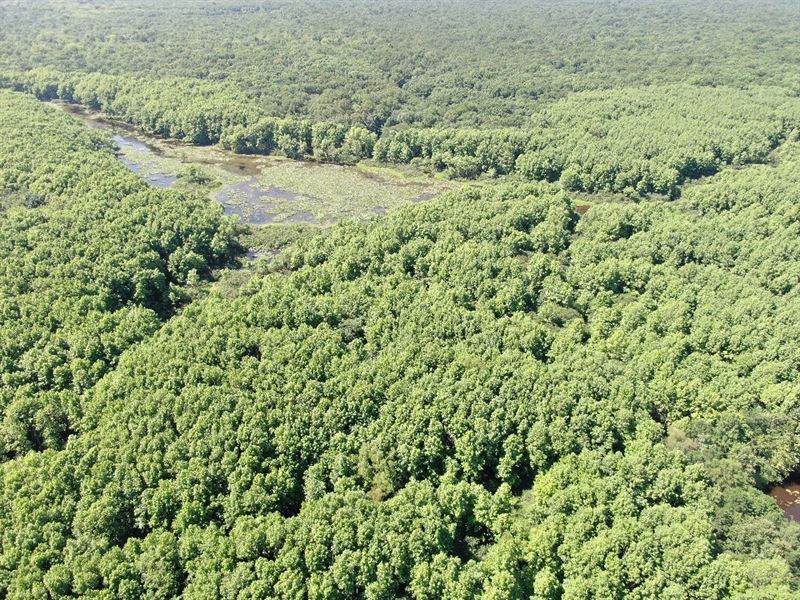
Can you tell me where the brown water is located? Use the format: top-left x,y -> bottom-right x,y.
57,104 -> 318,213
770,482 -> 800,521
58,103 -> 107,130
185,153 -> 266,178
49,101 -> 455,261
575,204 -> 591,215
56,104 -> 301,219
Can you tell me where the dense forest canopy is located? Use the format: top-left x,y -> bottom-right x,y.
0,91 -> 238,458
1,0 -> 800,128
2,95 -> 800,596
2,0 -> 800,598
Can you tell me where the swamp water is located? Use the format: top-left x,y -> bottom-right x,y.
770,481 -> 800,521
54,102 -> 449,227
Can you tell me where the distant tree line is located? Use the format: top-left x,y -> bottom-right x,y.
0,70 -> 377,165
2,0 -> 800,129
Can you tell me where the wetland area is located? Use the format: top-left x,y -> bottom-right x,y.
52,102 -> 454,230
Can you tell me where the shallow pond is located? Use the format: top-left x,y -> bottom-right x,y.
109,133 -> 178,188
215,179 -> 294,222
112,133 -> 155,154
770,481 -> 800,521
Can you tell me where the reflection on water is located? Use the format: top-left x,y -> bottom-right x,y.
249,209 -> 274,224
225,158 -> 262,177
112,133 -> 155,154
264,186 -> 300,201
110,134 -> 177,188
215,178 -> 307,224
116,157 -> 177,188
145,173 -> 178,188
770,481 -> 800,521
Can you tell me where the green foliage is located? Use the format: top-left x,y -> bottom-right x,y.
179,165 -> 216,187
0,91 -> 238,458
376,85 -> 800,194
2,0 -> 799,129
3,155 -> 800,594
2,69 -> 376,165
2,1 -> 800,597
